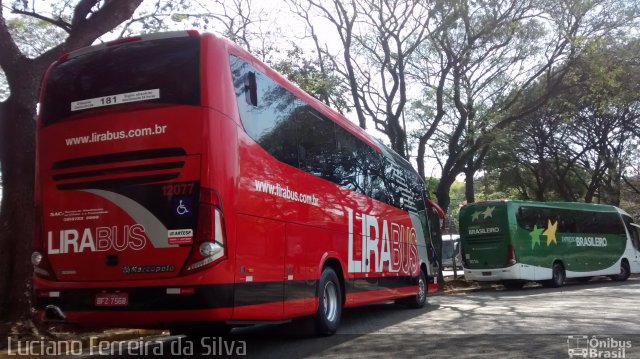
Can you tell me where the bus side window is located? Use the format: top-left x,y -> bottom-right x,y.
516,206 -> 537,231
632,226 -> 640,251
295,106 -> 337,180
631,225 -> 640,251
230,55 -> 299,168
334,126 -> 363,192
623,217 -> 640,251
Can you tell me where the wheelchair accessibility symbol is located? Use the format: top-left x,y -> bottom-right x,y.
173,197 -> 193,217
177,200 -> 189,215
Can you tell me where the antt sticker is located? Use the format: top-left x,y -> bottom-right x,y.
168,229 -> 193,245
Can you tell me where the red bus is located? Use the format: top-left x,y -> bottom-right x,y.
33,31 -> 440,335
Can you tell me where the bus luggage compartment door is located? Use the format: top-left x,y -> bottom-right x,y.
232,214 -> 285,320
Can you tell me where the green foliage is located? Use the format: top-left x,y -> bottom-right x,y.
482,36 -> 640,206
271,44 -> 349,114
426,176 -> 465,233
7,17 -> 66,58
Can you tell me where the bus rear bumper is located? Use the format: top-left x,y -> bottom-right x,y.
464,263 -> 533,282
33,282 -> 234,328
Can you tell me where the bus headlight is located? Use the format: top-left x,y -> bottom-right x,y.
31,251 -> 43,266
199,242 -> 222,257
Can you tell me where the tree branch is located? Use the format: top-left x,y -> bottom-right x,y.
34,0 -> 144,70
10,8 -> 71,32
0,1 -> 28,79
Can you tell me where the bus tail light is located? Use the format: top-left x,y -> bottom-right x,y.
182,188 -> 226,273
506,244 -> 517,267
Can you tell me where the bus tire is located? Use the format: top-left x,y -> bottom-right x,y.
610,260 -> 630,282
395,270 -> 427,308
315,267 -> 342,336
545,262 -> 565,288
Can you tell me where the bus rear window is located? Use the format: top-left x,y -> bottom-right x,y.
40,36 -> 200,125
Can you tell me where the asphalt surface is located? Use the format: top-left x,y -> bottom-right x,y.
10,277 -> 640,358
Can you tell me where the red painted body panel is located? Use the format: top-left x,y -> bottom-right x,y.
33,32 -> 429,328
344,286 -> 417,308
39,107 -> 206,282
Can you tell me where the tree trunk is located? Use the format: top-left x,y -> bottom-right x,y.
0,0 -> 144,324
602,167 -> 622,206
387,117 -> 407,160
436,174 -> 456,214
464,167 -> 475,204
534,174 -> 545,201
0,96 -> 37,321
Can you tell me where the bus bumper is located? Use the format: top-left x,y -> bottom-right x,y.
33,279 -> 234,328
464,263 -> 533,282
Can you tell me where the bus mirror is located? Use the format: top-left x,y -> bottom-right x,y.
244,72 -> 257,106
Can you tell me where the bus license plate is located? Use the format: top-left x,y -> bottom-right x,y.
482,272 -> 492,276
95,293 -> 129,307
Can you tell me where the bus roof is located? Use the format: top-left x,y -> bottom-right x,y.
463,199 -> 626,214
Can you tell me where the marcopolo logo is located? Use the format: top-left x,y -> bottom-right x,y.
567,336 -> 632,358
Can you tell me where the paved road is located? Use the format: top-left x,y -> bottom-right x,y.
45,277 -> 640,358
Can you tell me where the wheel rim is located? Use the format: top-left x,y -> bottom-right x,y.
323,281 -> 338,322
554,266 -> 563,285
417,275 -> 426,303
621,263 -> 628,277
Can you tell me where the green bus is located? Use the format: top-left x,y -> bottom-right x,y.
459,200 -> 640,288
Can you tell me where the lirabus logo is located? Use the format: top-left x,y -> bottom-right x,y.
346,208 -> 418,275
47,225 -> 147,254
567,335 -> 631,358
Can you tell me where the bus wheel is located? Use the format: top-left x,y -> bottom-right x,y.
610,260 -> 630,282
395,270 -> 427,308
545,263 -> 565,288
315,267 -> 342,336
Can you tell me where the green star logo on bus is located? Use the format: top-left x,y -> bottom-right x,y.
471,206 -> 495,222
482,206 -> 495,219
530,225 -> 544,249
543,220 -> 558,246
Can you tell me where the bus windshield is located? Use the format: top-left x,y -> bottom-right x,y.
40,36 -> 201,126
